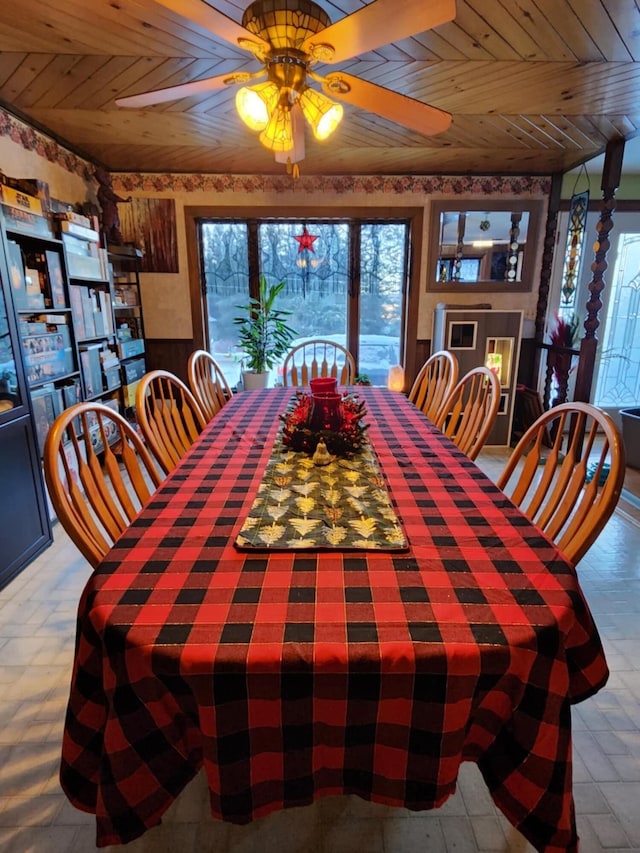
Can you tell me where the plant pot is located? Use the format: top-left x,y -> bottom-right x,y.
242,370 -> 269,391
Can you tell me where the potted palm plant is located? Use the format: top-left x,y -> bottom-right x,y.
234,275 -> 296,390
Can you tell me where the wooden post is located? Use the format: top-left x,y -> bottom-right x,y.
573,138 -> 624,403
533,174 -> 563,390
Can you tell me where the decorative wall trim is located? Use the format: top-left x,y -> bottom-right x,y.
0,107 -> 94,180
114,173 -> 552,196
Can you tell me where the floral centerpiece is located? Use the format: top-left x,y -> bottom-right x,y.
281,391 -> 368,456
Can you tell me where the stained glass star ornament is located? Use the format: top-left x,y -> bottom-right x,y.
294,225 -> 318,253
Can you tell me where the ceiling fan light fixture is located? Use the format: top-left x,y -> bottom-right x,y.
299,87 -> 343,141
259,104 -> 294,152
236,81 -> 280,131
242,0 -> 331,51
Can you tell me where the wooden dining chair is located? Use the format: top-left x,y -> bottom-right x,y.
434,365 -> 501,461
43,402 -> 164,569
282,339 -> 356,386
409,349 -> 459,421
187,349 -> 232,421
135,369 -> 208,475
497,401 -> 625,565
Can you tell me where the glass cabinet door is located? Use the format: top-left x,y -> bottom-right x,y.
0,268 -> 23,414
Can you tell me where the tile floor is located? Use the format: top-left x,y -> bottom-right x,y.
0,448 -> 639,853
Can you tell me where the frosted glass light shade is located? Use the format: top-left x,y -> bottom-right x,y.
275,102 -> 305,165
236,83 -> 279,131
259,105 -> 294,152
299,88 -> 343,140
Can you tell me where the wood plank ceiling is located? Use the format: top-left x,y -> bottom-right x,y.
0,0 -> 639,176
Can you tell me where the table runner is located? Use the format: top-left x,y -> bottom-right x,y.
60,387 -> 609,853
236,426 -> 407,550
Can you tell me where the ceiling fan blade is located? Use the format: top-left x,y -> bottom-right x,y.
323,72 -> 451,136
152,0 -> 270,52
303,0 -> 455,64
116,72 -> 236,108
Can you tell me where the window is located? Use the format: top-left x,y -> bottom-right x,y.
198,218 -> 409,387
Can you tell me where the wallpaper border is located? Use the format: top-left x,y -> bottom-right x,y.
114,172 -> 552,196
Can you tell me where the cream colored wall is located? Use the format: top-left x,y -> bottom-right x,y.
0,134 -> 94,210
115,184 -> 549,342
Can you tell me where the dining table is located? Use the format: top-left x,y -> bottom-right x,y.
60,386 -> 609,852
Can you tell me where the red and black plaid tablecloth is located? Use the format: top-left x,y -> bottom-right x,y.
60,387 -> 608,851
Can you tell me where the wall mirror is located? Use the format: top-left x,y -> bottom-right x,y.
427,199 -> 543,292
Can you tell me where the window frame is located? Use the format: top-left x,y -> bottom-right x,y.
185,205 -> 424,387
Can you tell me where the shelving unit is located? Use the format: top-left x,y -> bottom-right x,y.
0,192 -> 148,460
3,216 -> 83,454
0,205 -> 52,586
108,244 -> 146,414
61,227 -> 121,414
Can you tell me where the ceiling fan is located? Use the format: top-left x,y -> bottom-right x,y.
116,0 -> 455,174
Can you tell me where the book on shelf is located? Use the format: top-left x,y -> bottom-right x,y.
6,239 -> 29,310
80,288 -> 97,338
122,379 -> 142,409
53,210 -> 91,229
62,231 -> 104,280
117,338 -> 145,360
61,377 -> 82,409
0,184 -> 43,216
22,249 -> 52,308
93,302 -> 105,337
79,344 -> 103,398
102,365 -> 121,391
68,286 -> 86,340
22,248 -> 67,311
45,250 -> 66,308
30,383 -> 58,454
116,314 -> 143,340
1,204 -> 53,238
99,346 -> 119,367
58,220 -> 101,242
63,234 -> 100,258
0,175 -> 50,212
98,247 -> 109,280
122,356 -> 146,384
22,327 -> 74,385
97,290 -> 114,336
66,253 -> 104,281
113,284 -> 139,307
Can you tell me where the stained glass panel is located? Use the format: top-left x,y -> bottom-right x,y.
200,217 -> 409,388
594,233 -> 640,408
201,221 -> 249,388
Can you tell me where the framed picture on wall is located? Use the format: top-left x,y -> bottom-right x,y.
119,198 -> 178,273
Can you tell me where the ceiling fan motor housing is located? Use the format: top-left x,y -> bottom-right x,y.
267,53 -> 308,94
241,0 -> 331,51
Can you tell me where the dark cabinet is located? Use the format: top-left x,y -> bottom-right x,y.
0,231 -> 51,589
